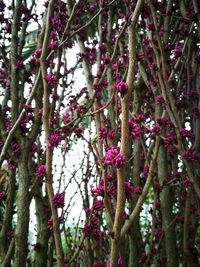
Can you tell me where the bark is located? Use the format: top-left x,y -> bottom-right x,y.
0,172 -> 15,264
33,189 -> 50,267
14,155 -> 30,267
128,142 -> 143,267
110,2 -> 144,264
40,1 -> 64,265
158,146 -> 179,267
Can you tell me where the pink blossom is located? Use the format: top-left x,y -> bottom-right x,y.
52,192 -> 65,208
152,125 -> 161,134
141,165 -> 149,178
16,57 -> 25,70
181,148 -> 200,163
116,80 -> 128,96
63,112 -> 71,123
93,200 -> 104,212
91,186 -> 104,197
49,131 -> 61,149
45,73 -> 57,88
48,216 -> 64,230
11,143 -> 20,156
104,147 -> 125,168
129,119 -> 141,140
107,129 -> 116,140
180,128 -> 195,139
98,127 -> 107,140
156,95 -> 165,105
35,164 -> 46,178
134,186 -> 142,195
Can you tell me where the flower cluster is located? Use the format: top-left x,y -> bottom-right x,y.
104,147 -> 125,168
45,73 -> 57,89
48,216 -> 64,231
83,199 -> 105,240
50,12 -> 67,34
98,128 -> 116,140
180,128 -> 195,139
52,192 -> 65,208
116,80 -> 128,96
35,164 -> 46,178
181,148 -> 200,163
129,119 -> 141,140
11,143 -> 21,156
48,131 -> 61,149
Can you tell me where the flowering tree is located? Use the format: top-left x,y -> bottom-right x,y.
0,0 -> 200,266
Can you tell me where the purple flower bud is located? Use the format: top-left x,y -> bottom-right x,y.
104,147 -> 125,168
35,164 -> 46,178
116,80 -> 128,96
52,192 -> 65,208
49,131 -> 61,149
45,73 -> 57,89
134,186 -> 142,195
180,128 -> 195,139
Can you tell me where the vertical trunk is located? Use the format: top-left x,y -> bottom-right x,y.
158,146 -> 179,267
0,172 -> 15,265
14,155 -> 30,267
129,142 -> 143,267
48,237 -> 54,267
33,189 -> 50,267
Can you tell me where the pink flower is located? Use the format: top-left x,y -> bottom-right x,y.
141,165 -> 149,178
49,131 -> 61,149
116,80 -> 128,96
11,143 -> 21,156
180,128 -> 195,139
129,118 -> 141,140
104,147 -> 125,168
45,73 -> 57,88
152,125 -> 161,134
107,130 -> 116,140
91,186 -> 104,197
167,146 -> 177,156
134,186 -> 142,195
99,128 -> 107,140
35,164 -> 46,178
16,56 -> 25,70
182,177 -> 192,187
93,200 -> 104,212
125,181 -> 134,200
147,21 -> 154,30
181,148 -> 200,163
48,216 -> 64,230
156,95 -> 165,105
63,112 -> 71,123
114,153 -> 126,168
52,192 -> 65,208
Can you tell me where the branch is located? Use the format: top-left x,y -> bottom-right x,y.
121,137 -> 161,237
0,71 -> 41,167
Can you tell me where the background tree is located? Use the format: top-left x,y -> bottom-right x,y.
0,0 -> 199,266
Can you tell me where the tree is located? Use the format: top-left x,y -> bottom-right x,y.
0,0 -> 200,266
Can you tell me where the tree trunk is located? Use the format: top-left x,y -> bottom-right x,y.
14,156 -> 30,267
33,189 -> 50,267
158,146 -> 179,267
